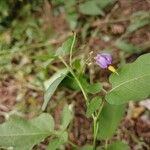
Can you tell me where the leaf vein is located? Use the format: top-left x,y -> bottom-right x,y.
109,74 -> 150,93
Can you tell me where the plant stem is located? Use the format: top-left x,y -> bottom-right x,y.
97,100 -> 105,119
93,100 -> 105,150
59,57 -> 89,104
69,32 -> 76,67
93,117 -> 98,150
60,57 -> 105,150
105,139 -> 108,149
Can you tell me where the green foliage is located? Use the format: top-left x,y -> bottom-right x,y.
97,103 -> 126,139
127,11 -> 150,33
52,0 -> 78,29
12,16 -> 45,41
95,0 -> 114,9
0,0 -> 48,74
72,58 -> 85,75
86,96 -> 102,117
64,0 -> 78,29
106,141 -> 130,150
56,36 -> 75,57
79,0 -> 114,16
46,131 -> 68,150
0,1 -> 149,149
61,104 -> 73,130
96,141 -> 129,150
77,145 -> 93,150
63,74 -> 102,93
42,69 -> 68,110
0,113 -> 54,150
46,105 -> 73,149
79,1 -> 104,16
106,53 -> 150,105
77,76 -> 102,94
46,105 -> 72,150
62,73 -> 80,90
74,141 -> 129,150
52,0 -> 114,28
0,1 -> 10,22
115,40 -> 139,53
86,83 -> 102,94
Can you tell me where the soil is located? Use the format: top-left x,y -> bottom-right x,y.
0,0 -> 150,150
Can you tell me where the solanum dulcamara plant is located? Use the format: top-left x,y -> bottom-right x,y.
0,33 -> 150,150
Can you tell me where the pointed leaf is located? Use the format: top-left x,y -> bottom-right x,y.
0,113 -> 54,150
55,36 -> 74,56
106,53 -> 150,105
86,96 -> 102,117
42,69 -> 68,110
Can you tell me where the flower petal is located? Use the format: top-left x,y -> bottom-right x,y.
95,53 -> 112,69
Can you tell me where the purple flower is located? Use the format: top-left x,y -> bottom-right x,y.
95,53 -> 112,68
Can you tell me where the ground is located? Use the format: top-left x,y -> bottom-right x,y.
0,0 -> 150,150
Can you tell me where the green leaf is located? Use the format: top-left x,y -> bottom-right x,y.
106,141 -> 130,150
78,145 -> 93,150
96,148 -> 103,150
47,139 -> 62,150
115,40 -> 139,53
87,83 -> 102,94
97,103 -> 125,139
64,0 -> 76,8
0,113 -> 54,150
61,104 -> 73,130
95,0 -> 114,9
63,73 -> 102,93
86,96 -> 102,117
42,68 -> 68,110
46,131 -> 68,150
72,58 -> 85,75
106,53 -> 150,105
127,11 -> 150,33
128,19 -> 150,33
64,0 -> 77,29
58,131 -> 68,142
79,76 -> 102,93
79,1 -> 104,16
66,12 -> 78,30
32,54 -> 55,61
55,36 -> 74,56
62,73 -> 80,90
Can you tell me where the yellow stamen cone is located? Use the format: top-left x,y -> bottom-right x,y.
108,65 -> 119,75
